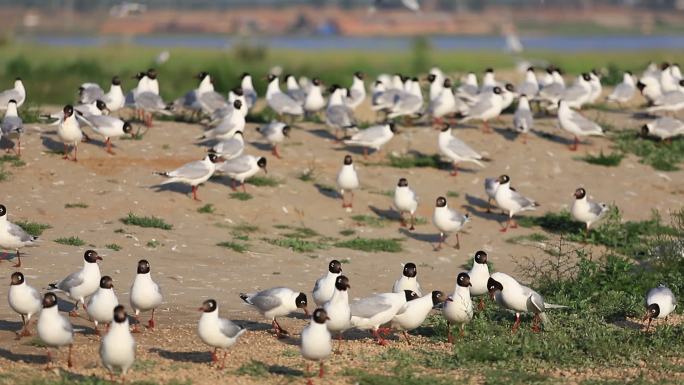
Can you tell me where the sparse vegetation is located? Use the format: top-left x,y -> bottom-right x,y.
446,191 -> 460,198
105,243 -> 122,251
351,214 -> 388,228
217,241 -> 248,253
247,176 -> 280,187
197,204 -> 215,214
230,192 -> 253,201
64,202 -> 88,209
54,236 -> 85,246
120,213 -> 173,230
15,221 -> 51,237
340,229 -> 356,236
0,155 -> 26,167
334,237 -> 403,253
386,153 -> 447,169
613,132 -> 684,171
580,150 -> 625,167
146,240 -> 161,248
263,237 -> 327,253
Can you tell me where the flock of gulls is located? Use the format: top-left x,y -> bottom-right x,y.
0,59 -> 682,383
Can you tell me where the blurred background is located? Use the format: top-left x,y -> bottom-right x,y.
2,0 -> 684,105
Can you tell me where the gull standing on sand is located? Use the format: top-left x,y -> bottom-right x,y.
304,78 -> 326,115
557,100 -> 604,151
337,155 -> 359,209
0,204 -> 38,268
641,117 -> 684,141
513,94 -> 533,143
559,73 -> 593,109
483,177 -> 500,213
456,72 -> 479,102
392,263 -> 422,297
215,154 -> 267,192
86,276 -> 119,335
197,299 -> 246,369
211,131 -> 244,160
8,272 -> 42,337
587,70 -> 603,104
571,187 -> 609,234
313,260 -> 343,307
432,196 -> 470,250
0,78 -> 26,109
388,78 -> 423,119
393,178 -> 418,230
643,285 -> 677,331
392,290 -> 446,344
494,174 -> 538,232
438,124 -> 485,176
301,308 -> 333,384
2,100 -> 23,155
285,74 -> 307,105
468,251 -> 491,310
517,67 -> 539,98
57,105 -> 83,162
239,287 -> 309,338
239,73 -> 258,109
606,71 -> 636,106
323,276 -> 351,352
155,152 -> 221,201
442,272 -> 473,343
647,80 -> 684,114
347,71 -> 366,110
343,122 -> 395,158
326,85 -> 357,140
350,290 -> 419,346
198,100 -> 245,141
48,250 -> 102,317
100,305 -> 136,381
266,74 -> 304,119
426,72 -> 444,103
37,293 -> 74,369
130,259 -> 163,332
257,121 -> 290,159
487,272 -> 567,333
79,76 -> 125,112
76,113 -> 133,155
460,87 -> 504,133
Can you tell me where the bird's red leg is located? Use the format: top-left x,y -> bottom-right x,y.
69,301 -> 80,317
402,331 -> 411,345
454,233 -> 461,249
436,233 -> 445,250
459,324 -> 465,337
511,313 -> 521,333
450,162 -> 459,176
63,143 -> 70,160
271,145 -> 282,159
241,182 -> 247,193
318,362 -> 325,378
569,136 -> 579,151
67,344 -> 73,368
371,329 -> 388,346
486,198 -> 492,213
192,186 -> 200,201
511,219 -> 518,229
500,218 -> 511,232
447,321 -> 453,344
409,214 -> 415,231
335,334 -> 343,355
211,347 -> 218,363
349,191 -> 354,208
147,309 -> 156,329
219,351 -> 227,370
131,314 -> 141,333
13,250 -> 21,268
531,314 -> 542,332
44,349 -> 52,371
17,137 -> 21,156
363,148 -> 368,160
230,179 -> 237,191
478,297 -> 485,311
72,145 -> 78,162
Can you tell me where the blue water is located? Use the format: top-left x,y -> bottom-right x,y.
19,34 -> 684,52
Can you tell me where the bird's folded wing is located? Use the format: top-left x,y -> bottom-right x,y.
7,222 -> 35,242
220,318 -> 243,338
217,156 -> 252,174
57,271 -> 84,292
447,137 -> 481,159
168,161 -> 210,179
351,295 -> 392,318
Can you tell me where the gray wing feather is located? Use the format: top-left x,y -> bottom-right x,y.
200,92 -> 228,112
2,116 -> 23,134
7,222 -> 36,242
609,83 -> 634,101
57,271 -> 84,292
447,137 -> 481,159
79,86 -> 105,104
0,89 -> 21,106
659,91 -> 684,105
168,161 -> 211,180
213,138 -> 243,157
249,292 -> 283,312
588,201 -> 608,217
219,319 -> 243,338
327,105 -> 355,127
562,85 -> 586,102
216,156 -> 252,175
527,291 -> 546,313
466,96 -> 494,118
511,190 -> 536,208
287,89 -> 306,104
569,111 -> 602,133
348,125 -> 386,142
136,92 -> 166,110
350,295 -> 392,318
270,93 -> 301,112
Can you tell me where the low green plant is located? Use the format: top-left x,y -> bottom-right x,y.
612,132 -> 684,171
351,214 -> 388,228
334,238 -> 403,252
105,243 -> 122,251
15,220 -> 51,236
197,204 -> 215,214
246,176 -> 280,187
54,236 -> 85,246
120,213 -> 172,230
580,150 -> 624,167
64,202 -> 88,209
217,241 -> 248,253
235,360 -> 269,377
264,237 -> 327,253
386,153 -> 447,169
230,192 -> 253,201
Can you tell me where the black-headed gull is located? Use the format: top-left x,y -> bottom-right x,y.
392,262 -> 422,296
571,188 -> 609,234
285,74 -> 306,105
455,72 -> 478,102
9,272 -> 42,337
198,100 -> 245,141
130,259 -> 163,332
468,251 -> 491,310
76,114 -> 133,155
557,100 -> 604,151
428,78 -> 466,126
48,250 -> 102,317
392,290 -> 446,344
432,196 -> 470,250
460,86 -> 504,133
155,153 -> 221,201
79,76 -> 125,112
37,293 -> 74,369
644,285 -> 677,331
393,178 -> 418,230
483,177 -> 500,213
337,155 -> 359,209
301,308 -> 332,383
559,73 -> 593,110
442,272 -> 473,343
266,74 -> 303,118
211,131 -> 245,161
257,121 -> 290,159
513,95 -> 533,143
517,67 -> 539,98
388,78 -> 423,119
636,77 -> 663,106
0,204 -> 38,268
587,70 -> 603,104
0,78 -> 26,109
198,299 -> 246,369
343,122 -> 395,158
438,123 -> 485,176
350,290 -> 418,346
312,260 -> 343,307
86,276 -> 119,335
494,174 -> 538,232
57,105 -> 83,162
2,100 -> 23,156
326,85 -> 357,140
239,73 -> 257,109
215,154 -> 267,193
304,78 -> 326,115
641,117 -> 684,141
606,71 -> 636,106
647,80 -> 684,114
347,71 -> 366,110
487,272 -> 566,332
239,287 -> 309,338
322,275 -> 351,353
100,305 -> 136,381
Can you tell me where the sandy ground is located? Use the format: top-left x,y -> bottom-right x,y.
0,92 -> 683,383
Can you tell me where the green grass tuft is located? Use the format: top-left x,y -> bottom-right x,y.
339,229 -> 356,236
334,237 -> 403,253
386,153 -> 447,169
0,155 -> 26,167
246,176 -> 280,187
64,202 -> 88,209
580,150 -> 625,167
282,226 -> 319,239
217,241 -> 248,253
230,192 -> 253,201
264,237 -> 327,253
54,236 -> 85,246
506,233 -> 550,244
235,360 -> 269,377
146,240 -> 161,248
105,243 -> 122,251
120,213 -> 172,230
446,191 -> 460,198
15,220 -> 51,236
351,214 -> 388,228
197,204 -> 215,214
613,132 -> 684,171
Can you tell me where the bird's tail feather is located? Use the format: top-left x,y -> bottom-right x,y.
543,302 -> 568,309
239,293 -> 251,304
